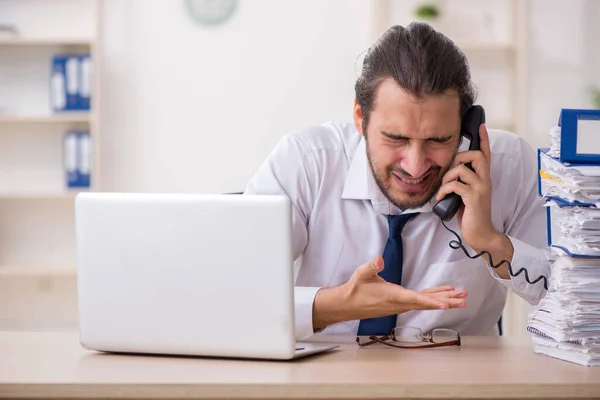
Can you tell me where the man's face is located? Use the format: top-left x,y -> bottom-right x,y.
353,79 -> 462,210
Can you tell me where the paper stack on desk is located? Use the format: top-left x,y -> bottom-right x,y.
528,117 -> 600,367
527,256 -> 600,367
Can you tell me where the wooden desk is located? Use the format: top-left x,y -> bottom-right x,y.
1,331 -> 599,399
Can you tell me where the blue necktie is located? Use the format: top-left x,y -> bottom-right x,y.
357,213 -> 419,336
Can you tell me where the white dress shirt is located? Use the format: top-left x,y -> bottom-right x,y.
244,121 -> 550,340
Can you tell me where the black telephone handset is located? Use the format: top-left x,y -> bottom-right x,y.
432,105 -> 485,221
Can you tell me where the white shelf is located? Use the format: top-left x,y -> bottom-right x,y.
0,37 -> 94,47
0,114 -> 92,124
0,266 -> 76,277
0,191 -> 86,199
0,0 -> 100,332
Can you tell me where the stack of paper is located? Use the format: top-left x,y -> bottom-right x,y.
528,257 -> 600,366
529,136 -> 600,366
548,125 -> 562,158
546,200 -> 600,256
539,151 -> 600,207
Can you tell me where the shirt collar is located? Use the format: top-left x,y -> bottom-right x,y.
341,135 -> 464,215
341,137 -> 370,200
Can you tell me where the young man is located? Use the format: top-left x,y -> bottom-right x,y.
244,23 -> 549,340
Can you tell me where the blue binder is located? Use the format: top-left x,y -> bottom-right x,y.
557,108 -> 600,164
50,56 -> 67,112
63,131 -> 79,187
537,148 -> 600,196
63,131 -> 91,188
51,53 -> 92,112
77,131 -> 92,188
544,197 -> 600,259
536,148 -> 549,197
50,55 -> 81,111
78,54 -> 92,110
538,146 -> 600,258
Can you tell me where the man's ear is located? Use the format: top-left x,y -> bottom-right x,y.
353,98 -> 365,136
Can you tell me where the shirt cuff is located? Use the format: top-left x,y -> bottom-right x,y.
294,286 -> 321,341
485,235 -> 550,305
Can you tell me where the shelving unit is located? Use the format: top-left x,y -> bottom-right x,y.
0,38 -> 95,46
0,0 -> 101,330
0,114 -> 93,123
0,191 -> 83,199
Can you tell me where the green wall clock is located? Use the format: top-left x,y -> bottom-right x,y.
184,0 -> 238,26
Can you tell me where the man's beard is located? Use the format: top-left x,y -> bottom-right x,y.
366,145 -> 453,211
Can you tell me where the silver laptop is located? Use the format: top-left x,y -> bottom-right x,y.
75,192 -> 338,360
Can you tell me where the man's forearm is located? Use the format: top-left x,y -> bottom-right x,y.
476,232 -> 514,280
312,285 -> 352,331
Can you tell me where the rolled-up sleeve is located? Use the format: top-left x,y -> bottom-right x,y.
244,132 -> 320,340
486,138 -> 551,306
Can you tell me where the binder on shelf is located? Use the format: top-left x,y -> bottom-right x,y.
556,109 -> 600,165
78,54 -> 92,110
51,55 -> 78,111
63,131 -> 92,189
50,56 -> 67,111
78,131 -> 92,188
63,131 -> 79,188
50,54 -> 92,112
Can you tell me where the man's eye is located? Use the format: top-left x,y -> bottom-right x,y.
429,139 -> 450,144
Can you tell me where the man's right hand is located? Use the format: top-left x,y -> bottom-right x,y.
312,255 -> 468,331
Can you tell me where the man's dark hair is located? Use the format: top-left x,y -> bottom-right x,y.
355,22 -> 476,133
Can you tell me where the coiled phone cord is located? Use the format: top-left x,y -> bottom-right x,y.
440,219 -> 549,290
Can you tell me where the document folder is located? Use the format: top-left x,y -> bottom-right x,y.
545,197 -> 600,258
557,109 -> 600,165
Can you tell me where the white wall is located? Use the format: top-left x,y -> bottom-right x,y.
99,0 -> 600,193
527,0 -> 600,149
100,0 -> 374,194
387,0 -> 517,132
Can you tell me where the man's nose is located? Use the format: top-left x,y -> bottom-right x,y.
400,145 -> 431,178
